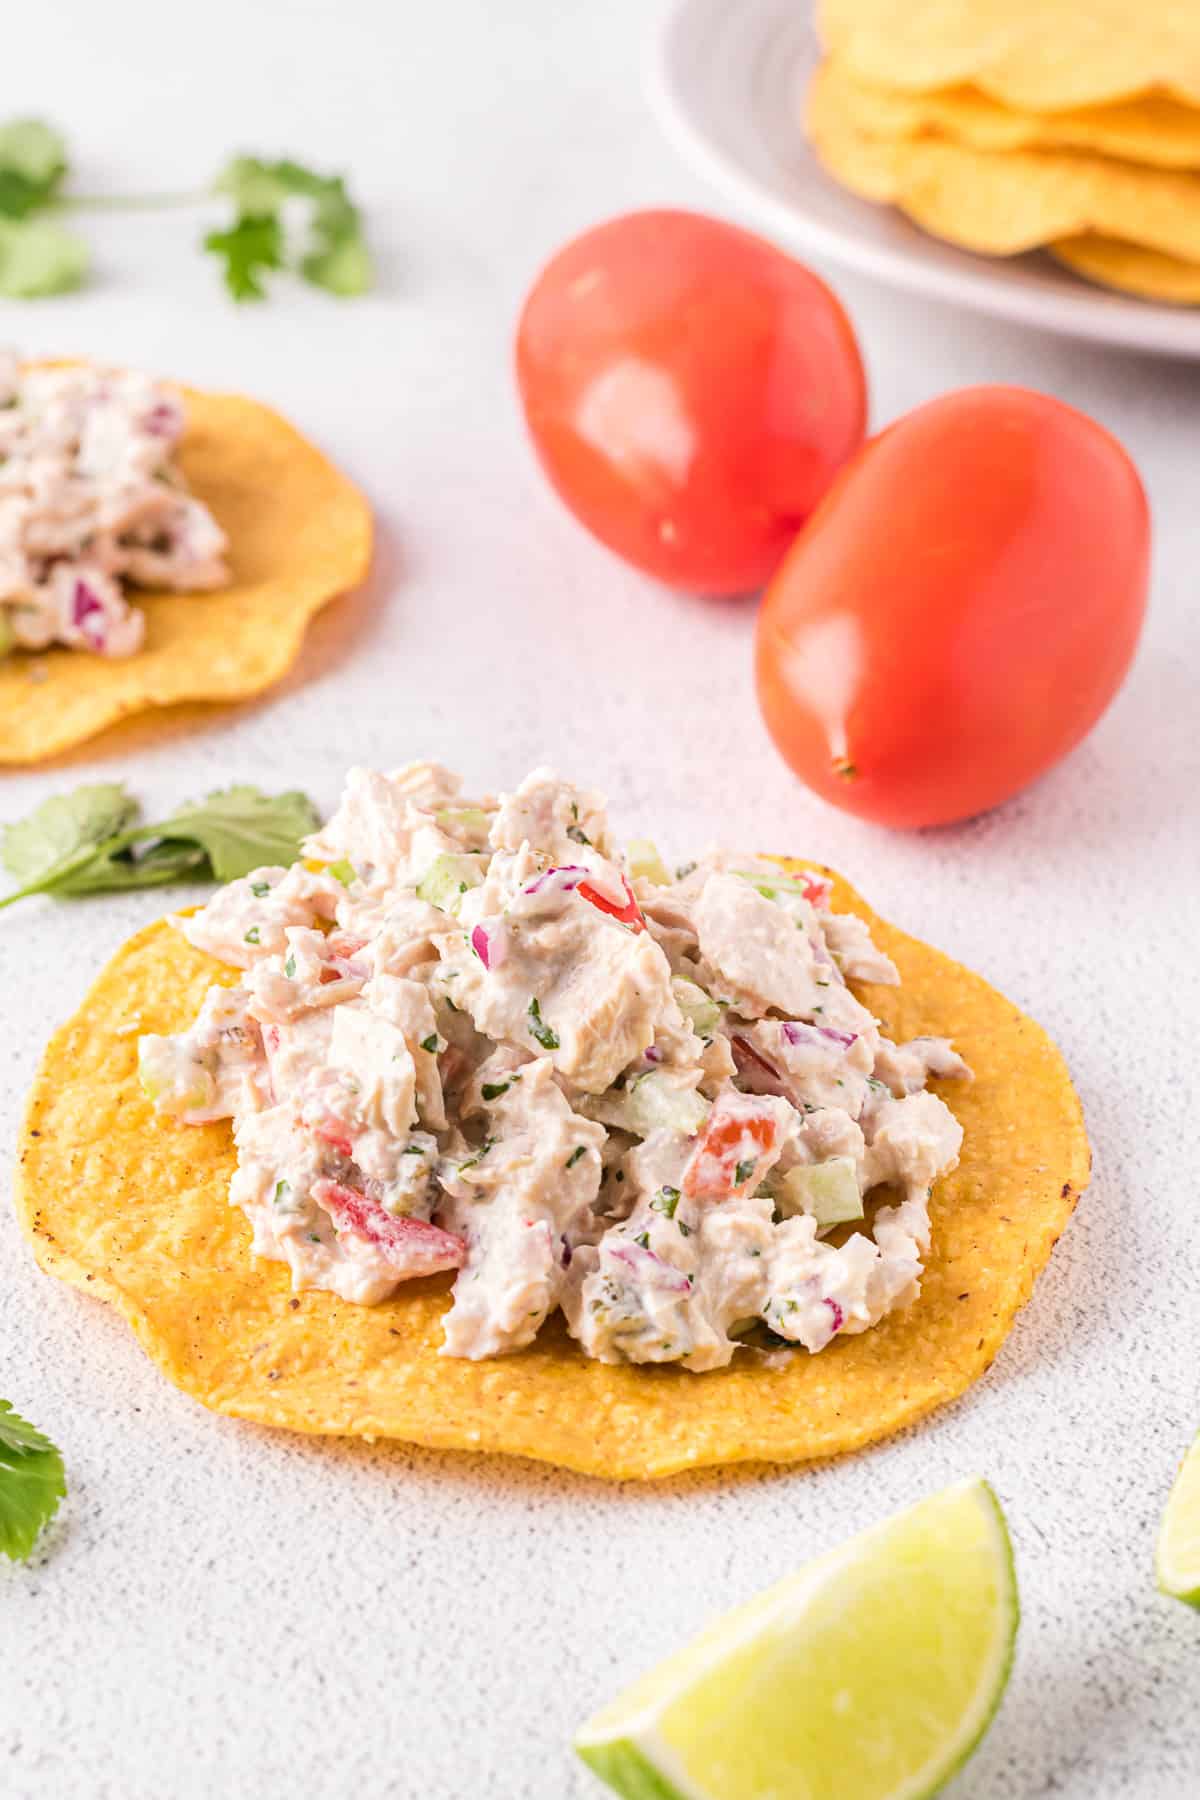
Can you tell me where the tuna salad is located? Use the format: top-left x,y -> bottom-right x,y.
139,762 -> 970,1372
0,354 -> 228,658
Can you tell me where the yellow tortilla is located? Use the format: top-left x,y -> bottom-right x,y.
807,63 -> 1200,262
0,386 -> 371,765
1051,234 -> 1200,303
15,865 -> 1089,1481
817,0 -> 1200,113
825,65 -> 1200,171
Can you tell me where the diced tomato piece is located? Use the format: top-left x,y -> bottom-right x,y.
683,1094 -> 782,1200
312,1117 -> 354,1158
313,1181 -> 466,1277
326,932 -> 367,958
577,873 -> 645,932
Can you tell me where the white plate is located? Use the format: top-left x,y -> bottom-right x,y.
648,0 -> 1200,359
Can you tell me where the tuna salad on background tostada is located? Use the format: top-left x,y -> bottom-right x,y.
0,353 -> 370,763
17,761 -> 1089,1478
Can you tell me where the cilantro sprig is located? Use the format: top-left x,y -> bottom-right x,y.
205,157 -> 372,302
0,1400 -> 65,1562
0,118 -> 373,302
0,120 -> 67,216
0,121 -> 87,297
0,781 -> 320,910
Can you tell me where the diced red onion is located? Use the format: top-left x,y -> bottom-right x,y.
782,1021 -> 857,1051
471,922 -> 507,969
522,864 -> 585,897
144,399 -> 182,438
810,937 -> 847,987
609,1240 -> 691,1293
730,1034 -> 789,1098
73,580 -> 108,650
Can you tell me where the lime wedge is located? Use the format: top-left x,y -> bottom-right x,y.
1157,1434 -> 1200,1605
576,1477 -> 1017,1800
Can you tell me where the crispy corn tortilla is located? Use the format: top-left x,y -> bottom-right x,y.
817,0 -> 1200,112
15,866 -> 1089,1481
1051,235 -> 1200,303
825,65 -> 1200,171
807,64 -> 1200,261
0,386 -> 372,765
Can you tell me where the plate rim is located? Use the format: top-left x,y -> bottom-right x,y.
646,0 -> 1200,360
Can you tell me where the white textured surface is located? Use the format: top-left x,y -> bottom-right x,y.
2,3 -> 1200,1797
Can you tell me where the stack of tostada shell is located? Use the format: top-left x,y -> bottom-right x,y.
806,0 -> 1200,303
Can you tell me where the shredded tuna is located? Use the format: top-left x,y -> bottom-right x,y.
142,762 -> 968,1369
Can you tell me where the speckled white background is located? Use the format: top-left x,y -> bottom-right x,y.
3,3 -> 1200,1796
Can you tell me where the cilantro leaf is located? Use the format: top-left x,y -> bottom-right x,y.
526,996 -> 560,1051
202,214 -> 283,302
0,1403 -> 58,1455
212,155 -> 294,216
1,783 -> 139,884
42,838 -> 208,898
0,119 -> 68,218
207,154 -> 373,301
147,785 -> 320,881
0,1400 -> 65,1563
298,173 -> 372,296
303,222 -> 372,298
0,216 -> 87,298
0,123 -> 370,305
0,782 -> 319,908
0,119 -> 84,296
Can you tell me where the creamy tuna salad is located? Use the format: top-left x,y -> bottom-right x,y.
0,355 -> 228,658
139,763 -> 970,1371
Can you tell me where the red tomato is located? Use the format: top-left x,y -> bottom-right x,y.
683,1093 -> 782,1199
755,386 -> 1149,828
515,210 -> 867,594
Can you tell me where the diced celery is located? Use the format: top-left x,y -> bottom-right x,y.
778,1157 -> 864,1231
137,1036 -> 214,1116
732,868 -> 820,901
136,1037 -> 166,1101
415,852 -> 485,913
671,976 -> 722,1038
436,806 -> 492,840
626,838 -> 670,886
616,1071 -> 709,1138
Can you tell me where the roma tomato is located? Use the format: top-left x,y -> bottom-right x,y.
755,386 -> 1149,829
515,210 -> 866,594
